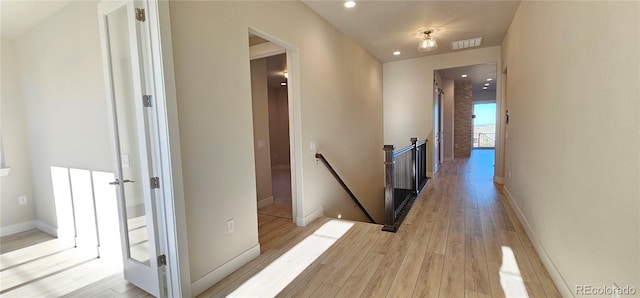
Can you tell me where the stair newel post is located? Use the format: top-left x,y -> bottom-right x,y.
410,137 -> 418,194
383,145 -> 395,230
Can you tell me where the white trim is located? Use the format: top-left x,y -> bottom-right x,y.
152,1 -> 191,297
0,221 -> 36,237
502,186 -> 573,298
493,176 -> 505,184
257,196 -> 274,208
249,42 -> 285,60
296,207 -> 323,227
271,165 -> 290,170
190,244 -> 261,297
36,220 -> 58,237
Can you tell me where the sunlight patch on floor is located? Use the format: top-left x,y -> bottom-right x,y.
228,220 -> 354,297
499,246 -> 529,297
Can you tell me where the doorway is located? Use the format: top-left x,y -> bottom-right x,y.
248,33 -> 296,249
473,103 -> 497,149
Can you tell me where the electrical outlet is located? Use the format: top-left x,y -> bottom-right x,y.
227,219 -> 235,234
18,195 -> 27,205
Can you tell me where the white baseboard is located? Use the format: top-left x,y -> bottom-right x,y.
296,207 -> 323,227
0,220 -> 36,237
493,176 -> 505,184
190,244 -> 261,297
502,186 -> 572,297
0,220 -> 58,237
257,196 -> 274,209
271,165 -> 290,171
36,221 -> 58,237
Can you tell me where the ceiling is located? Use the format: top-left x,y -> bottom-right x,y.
303,1 -> 520,62
1,0 -> 72,38
437,63 -> 497,99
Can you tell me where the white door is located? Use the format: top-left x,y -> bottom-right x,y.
98,1 -> 164,296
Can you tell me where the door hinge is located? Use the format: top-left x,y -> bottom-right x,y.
150,177 -> 160,189
143,95 -> 153,107
157,254 -> 166,266
135,8 -> 146,22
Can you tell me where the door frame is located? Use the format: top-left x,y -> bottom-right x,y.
248,28 -> 304,227
97,0 -> 190,297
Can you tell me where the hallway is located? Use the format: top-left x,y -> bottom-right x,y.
200,150 -> 561,297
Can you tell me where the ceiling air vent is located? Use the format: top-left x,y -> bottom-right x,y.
451,37 -> 483,50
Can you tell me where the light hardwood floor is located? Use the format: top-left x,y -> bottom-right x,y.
0,229 -> 150,297
258,169 -> 293,220
200,150 -> 561,298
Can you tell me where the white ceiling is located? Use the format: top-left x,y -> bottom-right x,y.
303,1 -> 520,62
437,63 -> 497,98
1,0 -> 72,39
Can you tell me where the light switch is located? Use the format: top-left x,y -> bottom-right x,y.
310,140 -> 317,152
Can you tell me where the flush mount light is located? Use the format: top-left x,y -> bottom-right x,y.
483,87 -> 488,90
417,30 -> 437,52
461,74 -> 468,78
393,51 -> 401,56
280,82 -> 287,86
344,1 -> 356,8
487,78 -> 493,81
283,71 -> 288,78
484,83 -> 490,86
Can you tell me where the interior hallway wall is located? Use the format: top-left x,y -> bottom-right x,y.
250,58 -> 273,206
168,1 -> 383,291
268,86 -> 290,169
501,1 -> 640,294
0,38 -> 36,233
442,78 -> 454,161
14,0 -> 112,230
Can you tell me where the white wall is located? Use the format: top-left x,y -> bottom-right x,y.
383,46 -> 501,174
442,78 -> 454,161
14,1 -> 112,229
168,1 -> 383,291
501,1 -> 640,295
0,38 -> 36,231
250,58 -> 273,204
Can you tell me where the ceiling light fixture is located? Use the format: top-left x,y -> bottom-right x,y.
483,87 -> 488,90
461,74 -> 468,78
283,71 -> 288,78
280,82 -> 287,86
484,83 -> 490,86
487,78 -> 493,81
393,51 -> 401,56
417,30 -> 437,52
344,1 -> 356,8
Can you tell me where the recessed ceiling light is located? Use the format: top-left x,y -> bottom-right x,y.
344,1 -> 356,8
461,74 -> 468,78
280,82 -> 287,86
483,87 -> 488,90
484,83 -> 490,86
487,78 -> 493,81
393,51 -> 401,56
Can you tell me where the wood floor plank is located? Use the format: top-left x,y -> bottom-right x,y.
438,240 -> 465,297
359,266 -> 398,298
335,253 -> 383,297
486,261 -> 506,298
309,282 -> 340,298
499,231 -> 539,284
385,240 -> 428,297
412,253 -> 445,298
464,234 -> 491,295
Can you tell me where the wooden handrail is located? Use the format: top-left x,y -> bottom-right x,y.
315,153 -> 376,223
